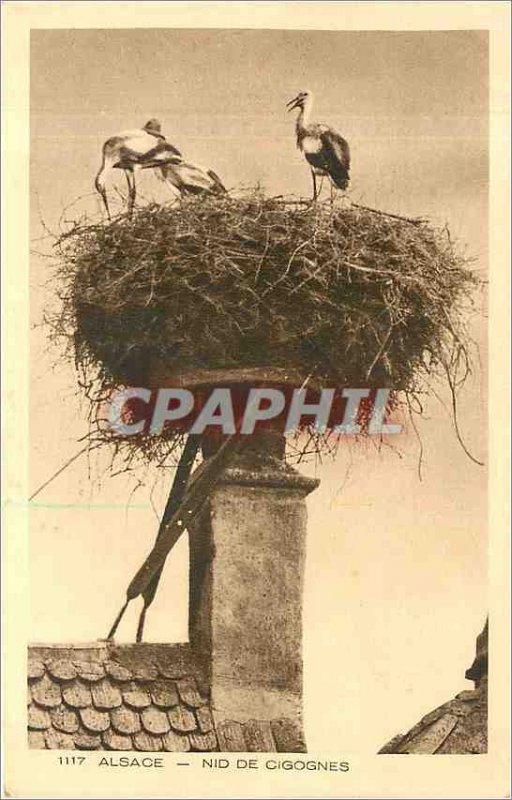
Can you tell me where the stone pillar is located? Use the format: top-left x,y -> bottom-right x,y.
188,431 -> 319,749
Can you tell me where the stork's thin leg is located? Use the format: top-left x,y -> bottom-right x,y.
131,169 -> 138,212
124,170 -> 132,215
330,180 -> 335,205
311,171 -> 317,202
318,177 -> 325,200
125,170 -> 136,218
124,170 -> 130,193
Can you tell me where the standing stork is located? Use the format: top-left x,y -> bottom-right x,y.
286,90 -> 350,201
95,118 -> 226,219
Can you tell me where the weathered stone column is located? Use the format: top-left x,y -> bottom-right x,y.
188,430 -> 319,751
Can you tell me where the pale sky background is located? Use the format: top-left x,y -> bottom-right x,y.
29,29 -> 488,754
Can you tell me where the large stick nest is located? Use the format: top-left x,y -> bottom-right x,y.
51,191 -> 479,466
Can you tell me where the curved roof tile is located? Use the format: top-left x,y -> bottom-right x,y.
27,643 -> 303,753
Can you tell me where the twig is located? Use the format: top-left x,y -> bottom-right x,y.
442,360 -> 484,467
351,202 -> 427,226
365,323 -> 394,381
406,392 -> 424,481
29,445 -> 89,501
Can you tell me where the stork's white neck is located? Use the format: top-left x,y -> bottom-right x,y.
295,94 -> 314,134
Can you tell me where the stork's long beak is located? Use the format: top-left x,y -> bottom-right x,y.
286,95 -> 300,112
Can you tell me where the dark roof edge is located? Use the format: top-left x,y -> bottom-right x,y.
28,642 -> 209,687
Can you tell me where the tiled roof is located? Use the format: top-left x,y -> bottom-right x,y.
378,679 -> 487,754
27,643 -> 305,752
379,622 -> 488,755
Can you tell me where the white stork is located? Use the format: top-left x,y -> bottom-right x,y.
94,118 -> 226,219
286,90 -> 350,201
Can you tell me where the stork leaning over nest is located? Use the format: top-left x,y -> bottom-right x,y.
287,90 -> 350,202
95,118 -> 226,219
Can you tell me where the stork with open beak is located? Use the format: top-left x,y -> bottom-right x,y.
286,90 -> 350,201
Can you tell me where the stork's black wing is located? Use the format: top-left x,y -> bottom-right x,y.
138,140 -> 183,165
161,140 -> 182,158
319,129 -> 350,190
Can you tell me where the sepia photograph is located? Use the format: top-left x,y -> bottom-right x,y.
3,2 -> 510,798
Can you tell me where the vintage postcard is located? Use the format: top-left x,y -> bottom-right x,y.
3,2 -> 510,797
